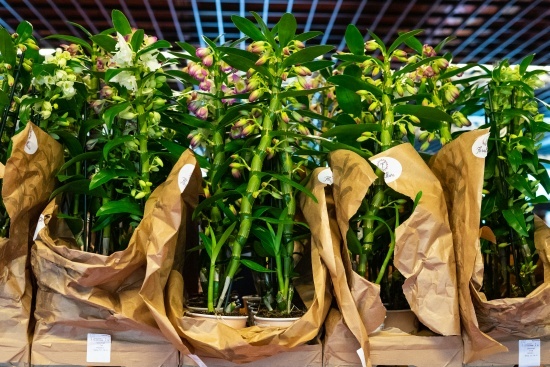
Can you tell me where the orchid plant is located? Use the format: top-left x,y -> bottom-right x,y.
178,12 -> 332,314
0,21 -> 40,237
17,10 -> 186,253
476,55 -> 549,299
325,26 -> 463,307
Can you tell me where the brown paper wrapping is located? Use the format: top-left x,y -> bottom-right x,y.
471,215 -> 550,338
429,129 -> 507,363
329,145 -> 460,337
164,167 -> 333,364
0,123 -> 63,366
30,150 -> 200,366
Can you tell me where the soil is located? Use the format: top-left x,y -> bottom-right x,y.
255,309 -> 305,318
187,309 -> 244,317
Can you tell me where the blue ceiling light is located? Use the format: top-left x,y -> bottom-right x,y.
143,0 -> 164,40
321,0 -> 343,45
216,0 -> 226,44
168,0 -> 185,42
191,0 -> 205,47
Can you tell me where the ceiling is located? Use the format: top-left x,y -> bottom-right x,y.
1,0 -> 549,102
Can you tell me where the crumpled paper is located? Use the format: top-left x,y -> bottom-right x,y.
30,150 -> 200,366
0,123 -> 63,366
329,145 -> 460,337
429,128 -> 507,363
163,167 -> 333,364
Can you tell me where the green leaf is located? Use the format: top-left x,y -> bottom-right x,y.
322,123 -> 380,139
337,86 -> 363,116
440,63 -> 484,79
256,172 -> 317,202
278,13 -> 296,47
328,74 -> 383,97
345,24 -> 365,56
367,30 -> 386,55
136,40 -> 171,58
520,54 -> 535,76
434,36 -> 456,53
159,139 -> 186,159
50,179 -> 108,200
508,149 -> 523,173
403,34 -> 423,54
250,11 -> 277,49
241,259 -> 274,273
112,9 -> 132,36
103,135 -> 135,160
502,208 -> 529,237
176,41 -> 197,56
89,169 -> 138,190
413,191 -> 422,211
96,200 -> 143,217
388,29 -> 423,55
299,60 -> 334,73
282,45 -> 334,68
54,130 -> 83,157
58,151 -> 101,173
103,101 -> 130,129
0,28 -> 16,65
321,140 -> 372,159
251,226 -> 277,257
130,29 -> 144,52
67,21 -> 92,37
45,34 -> 92,52
481,194 -> 497,218
295,109 -> 339,126
90,34 -> 117,53
15,21 -> 33,41
294,31 -> 323,42
346,227 -> 362,255
163,69 -> 199,85
231,15 -> 266,42
506,174 -> 537,199
0,90 -> 10,108
344,64 -> 362,78
279,86 -> 330,99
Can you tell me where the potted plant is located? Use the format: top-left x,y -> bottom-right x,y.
323,25 -> 461,335
175,12 -> 333,324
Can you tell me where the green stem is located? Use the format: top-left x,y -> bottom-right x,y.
208,260 -> 216,312
375,206 -> 399,284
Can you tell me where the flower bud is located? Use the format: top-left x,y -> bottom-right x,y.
196,106 -> 209,120
196,47 -> 211,58
202,54 -> 214,67
281,111 -> 290,123
294,65 -> 312,76
248,89 -> 264,102
422,44 -> 436,57
365,40 -> 378,51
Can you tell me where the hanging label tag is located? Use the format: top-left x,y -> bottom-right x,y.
356,348 -> 367,367
519,339 -> 540,367
317,168 -> 333,185
33,214 -> 45,241
371,157 -> 402,183
472,133 -> 489,158
178,164 -> 195,193
86,333 -> 111,363
24,125 -> 38,155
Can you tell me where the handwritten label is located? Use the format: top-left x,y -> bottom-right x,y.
24,126 -> 38,155
86,333 -> 111,363
178,164 -> 195,193
472,133 -> 489,158
356,348 -> 367,367
518,339 -> 540,367
371,157 -> 402,183
33,214 -> 45,241
318,168 -> 333,185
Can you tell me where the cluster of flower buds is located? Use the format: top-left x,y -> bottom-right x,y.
282,40 -> 305,56
230,117 -> 257,139
422,44 -> 436,57
443,83 -> 460,103
452,111 -> 471,127
391,49 -> 408,62
196,47 -> 213,67
187,129 -> 207,149
186,91 -> 209,120
418,130 -> 436,151
186,61 -> 209,82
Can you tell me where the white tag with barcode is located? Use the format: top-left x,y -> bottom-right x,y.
86,333 -> 111,363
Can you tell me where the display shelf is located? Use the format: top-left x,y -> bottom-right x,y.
465,330 -> 550,367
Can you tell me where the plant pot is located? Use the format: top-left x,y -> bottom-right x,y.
253,315 -> 299,328
383,309 -> 419,334
186,311 -> 248,329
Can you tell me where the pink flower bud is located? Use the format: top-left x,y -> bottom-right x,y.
202,54 -> 214,67
241,124 -> 255,136
294,65 -> 312,76
422,44 -> 436,57
231,168 -> 241,179
255,54 -> 269,66
196,106 -> 209,120
199,79 -> 213,91
248,89 -> 264,102
196,47 -> 211,58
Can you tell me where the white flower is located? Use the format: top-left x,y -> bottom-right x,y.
112,32 -> 134,67
57,80 -> 76,99
139,51 -> 161,72
110,70 -> 137,91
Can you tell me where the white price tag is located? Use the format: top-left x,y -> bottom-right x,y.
33,214 -> 45,241
519,339 -> 540,367
86,333 -> 111,363
472,133 -> 489,158
178,164 -> 195,193
317,168 -> 333,185
370,157 -> 402,183
24,125 -> 38,155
